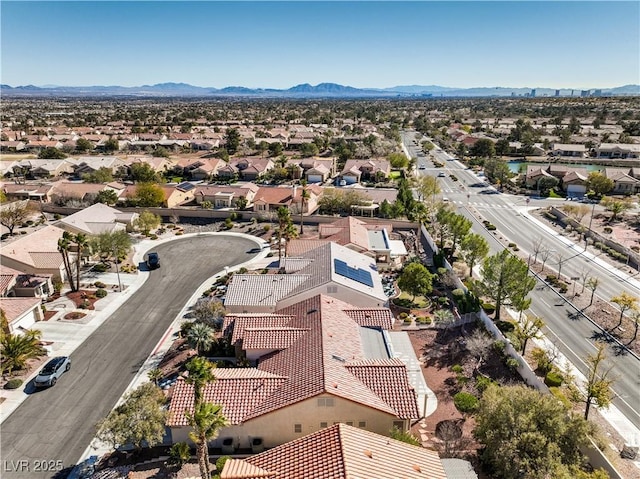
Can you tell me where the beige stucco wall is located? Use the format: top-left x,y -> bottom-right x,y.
0,256 -> 66,282
277,281 -> 387,310
170,393 -> 403,448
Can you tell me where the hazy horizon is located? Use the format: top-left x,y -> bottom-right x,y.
1,1 -> 638,90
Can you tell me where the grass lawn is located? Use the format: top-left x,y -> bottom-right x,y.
396,291 -> 430,309
389,171 -> 402,180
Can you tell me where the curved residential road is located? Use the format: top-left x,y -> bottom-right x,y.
1,234 -> 259,479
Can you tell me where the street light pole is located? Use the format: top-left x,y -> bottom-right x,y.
584,200 -> 597,251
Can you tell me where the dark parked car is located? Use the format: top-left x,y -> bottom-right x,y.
147,252 -> 160,269
34,356 -> 71,387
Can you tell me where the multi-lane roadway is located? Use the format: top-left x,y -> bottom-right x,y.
403,130 -> 640,431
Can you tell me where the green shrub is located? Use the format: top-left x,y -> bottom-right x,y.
79,300 -> 91,309
508,242 -> 517,248
4,379 -> 23,389
150,234 -> 158,240
544,371 -> 563,387
417,316 -> 432,325
453,392 -> 479,413
476,375 -> 496,392
399,312 -> 408,320
496,321 -> 515,333
175,231 -> 183,236
436,267 -> 448,276
486,224 -> 497,231
93,263 -> 108,273
94,281 -> 106,289
54,214 -> 61,220
237,267 -> 248,274
603,226 -> 612,234
452,288 -> 465,299
451,364 -> 464,374
95,289 -> 108,298
263,225 -> 271,232
549,386 -> 572,409
216,456 -> 231,474
482,303 -> 496,315
531,347 -> 553,374
506,357 -> 520,370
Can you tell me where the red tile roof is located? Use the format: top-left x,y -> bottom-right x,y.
170,295 -> 418,427
221,423 -> 447,479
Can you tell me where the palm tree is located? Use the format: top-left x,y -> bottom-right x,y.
299,180 -> 310,235
1,329 -> 43,376
147,368 -> 163,386
58,232 -> 76,291
74,233 -> 88,292
187,323 -> 214,356
186,402 -> 228,479
276,206 -> 293,263
185,356 -> 216,406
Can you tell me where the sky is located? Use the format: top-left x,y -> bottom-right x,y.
1,1 -> 638,90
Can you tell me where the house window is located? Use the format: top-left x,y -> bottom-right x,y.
392,420 -> 405,430
358,421 -> 366,428
294,424 -> 302,433
320,422 -> 328,428
346,421 -> 354,426
317,397 -> 335,407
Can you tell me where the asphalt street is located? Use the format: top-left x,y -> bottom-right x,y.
1,235 -> 258,479
403,131 -> 640,430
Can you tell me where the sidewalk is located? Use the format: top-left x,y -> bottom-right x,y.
0,232 -> 270,426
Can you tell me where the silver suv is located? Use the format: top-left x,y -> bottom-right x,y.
34,356 -> 71,387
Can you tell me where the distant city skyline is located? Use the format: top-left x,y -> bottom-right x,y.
1,1 -> 638,90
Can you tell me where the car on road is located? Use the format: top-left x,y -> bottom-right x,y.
147,252 -> 160,269
418,165 -> 426,169
34,357 -> 71,388
438,172 -> 446,177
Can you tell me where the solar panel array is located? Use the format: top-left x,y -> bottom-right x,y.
334,259 -> 374,288
177,182 -> 195,192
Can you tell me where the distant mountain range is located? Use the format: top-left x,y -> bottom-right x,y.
1,82 -> 638,98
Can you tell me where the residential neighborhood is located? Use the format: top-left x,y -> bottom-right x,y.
1,94 -> 639,479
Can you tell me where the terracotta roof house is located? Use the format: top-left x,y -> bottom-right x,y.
231,158 -> 275,181
0,225 -> 70,281
221,423 -> 447,479
314,216 -> 401,269
596,143 -> 640,160
252,185 -> 321,215
169,295 -> 419,450
49,181 -> 107,205
285,157 -> 336,183
0,265 -> 53,299
24,140 -> 63,152
224,242 -> 387,313
340,159 -> 391,185
55,203 -> 138,235
0,297 -> 44,334
0,141 -> 26,152
195,183 -> 259,209
180,158 -> 227,180
605,168 -> 640,195
127,156 -> 172,174
1,183 -> 56,202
